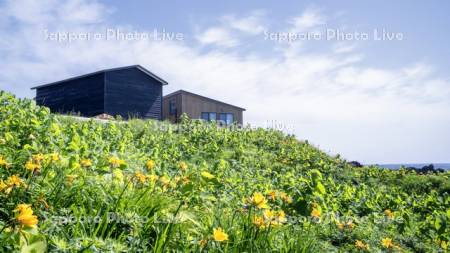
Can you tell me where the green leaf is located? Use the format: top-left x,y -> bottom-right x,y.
315,182 -> 326,195
21,239 -> 47,253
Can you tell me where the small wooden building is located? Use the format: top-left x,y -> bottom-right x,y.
31,65 -> 168,119
163,90 -> 245,124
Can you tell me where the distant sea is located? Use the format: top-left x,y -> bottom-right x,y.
373,163 -> 450,170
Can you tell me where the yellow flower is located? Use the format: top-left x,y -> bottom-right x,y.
201,171 -> 215,179
267,191 -> 276,201
15,204 -> 32,213
347,221 -> 355,230
311,208 -> 321,218
15,204 -> 38,228
159,175 -> 170,185
6,175 -> 23,187
382,238 -> 394,249
279,192 -> 293,203
0,155 -> 8,167
250,192 -> 270,209
338,220 -> 355,231
179,161 -> 188,171
147,174 -> 159,182
199,239 -> 208,247
254,209 -> 286,228
384,209 -> 394,219
213,227 -> 229,242
50,153 -> 60,162
355,240 -> 370,251
182,176 -> 190,184
80,159 -> 92,168
25,160 -> 41,172
109,156 -> 125,168
134,172 -> 147,184
0,180 -> 7,192
276,210 -> 287,223
145,159 -> 155,170
17,211 -> 39,227
284,196 -> 293,204
66,175 -> 77,184
253,216 -> 266,229
32,154 -> 45,163
263,209 -> 275,220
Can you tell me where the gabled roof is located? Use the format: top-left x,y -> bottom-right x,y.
164,89 -> 246,111
31,65 -> 168,90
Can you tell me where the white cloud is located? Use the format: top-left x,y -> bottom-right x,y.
195,11 -> 266,47
289,7 -> 326,31
57,0 -> 111,24
195,27 -> 238,47
1,1 -> 449,163
222,10 -> 266,35
333,43 -> 357,54
3,0 -> 109,24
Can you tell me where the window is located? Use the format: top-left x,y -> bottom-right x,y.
201,112 -> 217,121
209,112 -> 217,121
169,100 -> 177,115
226,113 -> 234,125
219,113 -> 227,123
219,113 -> 234,125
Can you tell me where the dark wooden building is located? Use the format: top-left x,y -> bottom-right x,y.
31,65 -> 168,119
163,90 -> 245,124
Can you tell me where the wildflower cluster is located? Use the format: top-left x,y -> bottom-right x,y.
266,190 -> 293,203
25,154 -> 45,172
0,91 -> 448,252
355,240 -> 370,251
253,209 -> 287,229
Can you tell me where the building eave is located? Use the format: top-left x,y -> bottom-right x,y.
31,65 -> 168,90
164,89 -> 246,111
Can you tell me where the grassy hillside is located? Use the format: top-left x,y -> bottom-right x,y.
0,90 -> 449,252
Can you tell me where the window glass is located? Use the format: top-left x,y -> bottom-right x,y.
201,112 -> 218,121
169,100 -> 176,115
219,113 -> 227,123
226,113 -> 234,124
201,112 -> 209,121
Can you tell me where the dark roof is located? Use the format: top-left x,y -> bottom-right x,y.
164,89 -> 246,111
31,65 -> 168,90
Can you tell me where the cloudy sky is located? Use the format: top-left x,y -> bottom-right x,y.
1,0 -> 449,164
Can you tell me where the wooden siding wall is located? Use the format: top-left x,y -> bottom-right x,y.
163,91 -> 244,124
35,73 -> 104,117
162,93 -> 182,123
105,68 -> 163,120
181,93 -> 243,124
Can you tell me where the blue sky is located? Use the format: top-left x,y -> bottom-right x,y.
1,0 -> 449,164
106,0 -> 450,71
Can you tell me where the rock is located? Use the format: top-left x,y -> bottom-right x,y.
95,113 -> 114,120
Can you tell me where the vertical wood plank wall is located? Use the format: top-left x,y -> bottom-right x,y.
35,73 -> 104,117
105,68 -> 163,119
